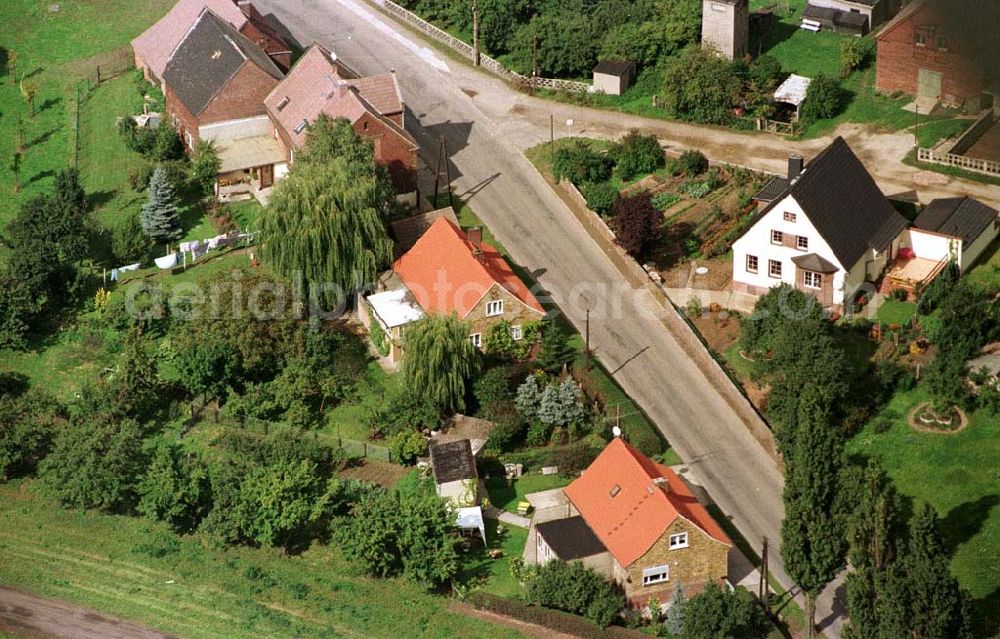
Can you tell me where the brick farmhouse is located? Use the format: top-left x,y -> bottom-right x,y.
363,213 -> 545,364
264,44 -> 418,201
875,0 -> 991,111
532,438 -> 732,609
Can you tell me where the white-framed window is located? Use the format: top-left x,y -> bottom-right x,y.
804,271 -> 822,289
915,30 -> 928,47
669,532 -> 689,549
470,333 -> 482,348
642,564 -> 669,586
797,236 -> 809,251
511,325 -> 523,340
746,254 -> 758,274
783,211 -> 797,222
771,230 -> 783,245
769,260 -> 782,278
937,35 -> 949,51
486,300 -> 504,316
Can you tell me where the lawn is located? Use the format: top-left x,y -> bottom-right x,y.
0,480 -> 526,639
0,0 -> 177,228
847,388 -> 1000,636
485,474 -> 571,513
915,117 -> 973,149
966,238 -> 1000,295
456,520 -> 529,599
748,0 -> 844,78
875,299 -> 918,325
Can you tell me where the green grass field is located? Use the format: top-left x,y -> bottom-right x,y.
847,389 -> 1000,636
0,480 -> 525,639
485,474 -> 571,513
875,299 -> 918,325
967,239 -> 1000,295
0,0 -> 176,228
456,521 -> 529,599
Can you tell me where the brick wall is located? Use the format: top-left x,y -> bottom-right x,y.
239,21 -> 292,72
165,85 -> 201,150
199,63 -> 280,126
464,284 -> 544,344
354,111 -> 418,194
622,518 -> 730,608
875,3 -> 986,104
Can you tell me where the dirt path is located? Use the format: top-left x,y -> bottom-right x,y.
449,601 -> 578,639
0,587 -> 176,639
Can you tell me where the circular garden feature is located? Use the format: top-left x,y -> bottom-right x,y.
908,402 -> 969,434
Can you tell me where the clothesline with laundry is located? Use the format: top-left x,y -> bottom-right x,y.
104,230 -> 258,284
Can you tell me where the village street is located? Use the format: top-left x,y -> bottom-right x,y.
236,0 -> 970,636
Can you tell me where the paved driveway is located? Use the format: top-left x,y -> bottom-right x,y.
253,0 -> 850,633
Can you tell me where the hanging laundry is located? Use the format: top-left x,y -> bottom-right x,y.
110,268 -> 120,282
154,252 -> 179,270
179,240 -> 196,253
206,234 -> 224,250
120,263 -> 140,273
191,242 -> 209,260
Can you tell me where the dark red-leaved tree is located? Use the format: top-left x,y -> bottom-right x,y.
610,194 -> 662,260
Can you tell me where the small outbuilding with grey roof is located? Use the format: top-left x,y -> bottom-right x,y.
536,516 -> 611,572
592,60 -> 636,96
429,439 -> 479,507
911,197 -> 999,271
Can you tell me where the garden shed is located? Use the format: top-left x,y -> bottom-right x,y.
773,74 -> 813,121
592,60 -> 636,96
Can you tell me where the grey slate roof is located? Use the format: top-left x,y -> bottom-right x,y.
754,176 -> 791,202
429,439 -> 477,484
593,60 -> 635,76
914,197 -> 999,245
163,9 -> 284,116
754,137 -> 908,270
792,253 -> 840,273
537,516 -> 608,560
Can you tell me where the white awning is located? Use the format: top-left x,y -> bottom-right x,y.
367,288 -> 425,328
455,506 -> 486,544
215,135 -> 287,173
774,74 -> 813,108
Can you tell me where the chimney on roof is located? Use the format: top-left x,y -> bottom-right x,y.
788,155 -> 804,181
467,227 -> 483,261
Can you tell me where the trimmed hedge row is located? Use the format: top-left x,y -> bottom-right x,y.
468,592 -> 646,639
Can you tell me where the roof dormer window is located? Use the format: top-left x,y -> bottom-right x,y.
276,96 -> 290,111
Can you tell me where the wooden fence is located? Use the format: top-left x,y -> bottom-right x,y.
367,0 -> 592,93
755,117 -> 799,135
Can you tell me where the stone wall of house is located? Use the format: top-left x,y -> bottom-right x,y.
622,518 -> 730,608
353,111 -> 417,194
875,3 -> 986,107
464,284 -> 544,345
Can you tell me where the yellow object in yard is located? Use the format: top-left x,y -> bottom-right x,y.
517,501 -> 532,515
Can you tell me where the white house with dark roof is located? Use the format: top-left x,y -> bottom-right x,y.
910,197 -> 999,271
733,137 -> 908,308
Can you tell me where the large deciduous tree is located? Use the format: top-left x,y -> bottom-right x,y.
661,47 -> 741,125
261,115 -> 394,309
610,193 -> 662,260
402,314 -> 479,413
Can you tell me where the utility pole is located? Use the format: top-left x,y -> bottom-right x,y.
471,0 -> 480,67
585,307 -> 591,363
550,113 -> 555,165
532,35 -> 539,78
760,537 -> 771,614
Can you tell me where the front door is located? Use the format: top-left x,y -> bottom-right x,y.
259,164 -> 274,189
917,68 -> 942,100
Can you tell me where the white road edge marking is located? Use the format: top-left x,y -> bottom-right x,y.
333,0 -> 451,74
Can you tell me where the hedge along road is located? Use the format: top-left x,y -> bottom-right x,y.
254,0 -> 846,636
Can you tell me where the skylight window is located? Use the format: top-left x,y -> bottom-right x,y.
294,119 -> 307,134
609,485 -> 621,498
276,96 -> 290,111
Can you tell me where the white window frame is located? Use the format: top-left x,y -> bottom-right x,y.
797,236 -> 809,251
746,254 -> 758,274
642,564 -> 669,586
486,300 -> 504,317
511,325 -> 523,341
804,271 -> 822,289
470,333 -> 482,348
669,532 -> 689,549
771,230 -> 783,245
769,259 -> 782,279
783,211 -> 797,222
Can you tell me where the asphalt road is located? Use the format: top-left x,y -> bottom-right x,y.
253,0 -> 847,635
0,587 -> 175,639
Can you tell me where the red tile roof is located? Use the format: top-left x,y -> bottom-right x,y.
132,0 -> 248,80
564,438 -> 731,567
264,45 -> 413,149
393,216 -> 545,319
346,73 -> 403,115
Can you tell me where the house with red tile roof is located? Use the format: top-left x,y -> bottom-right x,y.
533,437 -> 731,608
264,44 -> 418,201
132,0 -> 291,85
363,213 -> 545,363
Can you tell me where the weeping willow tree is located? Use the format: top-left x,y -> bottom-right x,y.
403,314 -> 480,413
261,115 -> 395,309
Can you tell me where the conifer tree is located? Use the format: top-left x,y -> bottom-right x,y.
664,580 -> 686,636
141,164 -> 182,244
